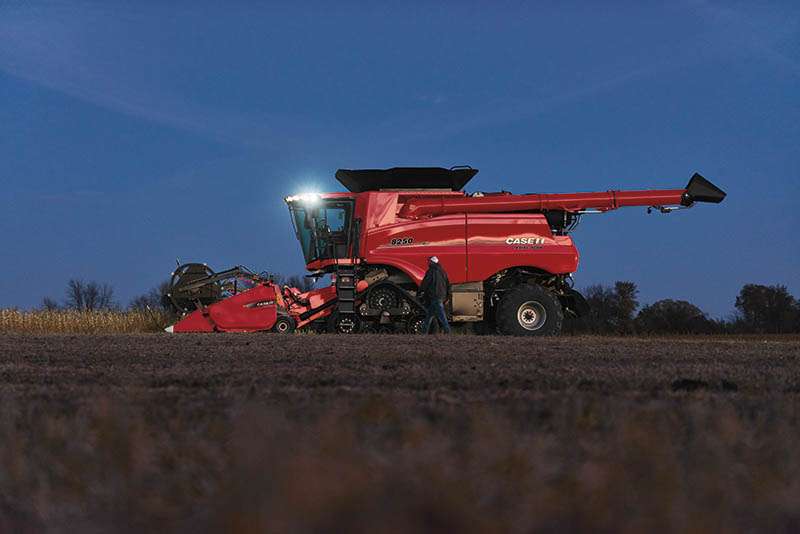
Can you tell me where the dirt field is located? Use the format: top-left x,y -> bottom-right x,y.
1,334 -> 800,532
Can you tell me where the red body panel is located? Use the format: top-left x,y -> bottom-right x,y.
173,284 -> 279,333
171,282 -> 339,333
365,214 -> 468,284
465,214 -> 579,280
360,211 -> 581,284
290,285 -> 338,328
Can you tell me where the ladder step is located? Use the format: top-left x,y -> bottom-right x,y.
336,266 -> 357,314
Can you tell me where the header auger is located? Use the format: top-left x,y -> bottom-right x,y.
164,167 -> 725,335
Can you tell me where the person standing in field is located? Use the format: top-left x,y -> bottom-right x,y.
419,256 -> 451,334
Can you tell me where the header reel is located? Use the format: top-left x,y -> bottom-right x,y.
163,263 -> 270,313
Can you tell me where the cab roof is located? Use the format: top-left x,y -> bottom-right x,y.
335,166 -> 478,193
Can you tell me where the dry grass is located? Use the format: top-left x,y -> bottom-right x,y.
0,309 -> 171,334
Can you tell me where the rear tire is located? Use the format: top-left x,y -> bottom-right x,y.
495,284 -> 563,336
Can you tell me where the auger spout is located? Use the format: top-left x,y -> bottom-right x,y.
398,173 -> 725,219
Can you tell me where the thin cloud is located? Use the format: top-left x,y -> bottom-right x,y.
359,2 -> 799,147
366,53 -> 703,147
0,3 -> 316,150
687,0 -> 800,74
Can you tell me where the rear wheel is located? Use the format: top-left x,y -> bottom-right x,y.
495,284 -> 563,336
272,315 -> 295,334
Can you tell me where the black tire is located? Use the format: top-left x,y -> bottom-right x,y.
327,312 -> 360,334
495,284 -> 563,336
406,315 -> 427,334
272,315 -> 295,334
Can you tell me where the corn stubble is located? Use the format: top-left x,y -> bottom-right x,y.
0,309 -> 172,334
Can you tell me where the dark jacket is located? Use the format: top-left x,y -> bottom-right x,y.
419,262 -> 450,302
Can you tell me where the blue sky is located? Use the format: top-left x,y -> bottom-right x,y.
1,1 -> 798,316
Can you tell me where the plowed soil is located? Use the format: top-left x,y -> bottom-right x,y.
1,334 -> 799,532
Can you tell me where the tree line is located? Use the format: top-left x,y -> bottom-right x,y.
564,281 -> 800,335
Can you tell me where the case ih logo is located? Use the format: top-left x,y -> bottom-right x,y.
505,237 -> 546,245
245,300 -> 276,308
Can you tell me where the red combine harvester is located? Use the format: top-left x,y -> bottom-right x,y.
164,167 -> 725,335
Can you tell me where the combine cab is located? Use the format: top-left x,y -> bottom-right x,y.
165,167 -> 725,335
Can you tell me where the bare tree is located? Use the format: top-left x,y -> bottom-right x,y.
40,297 -> 61,311
65,279 -> 116,311
66,279 -> 85,311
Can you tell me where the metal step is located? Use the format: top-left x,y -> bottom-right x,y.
335,267 -> 357,314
